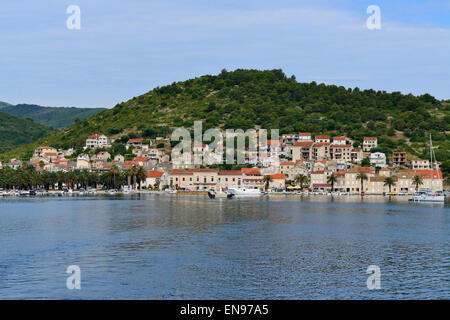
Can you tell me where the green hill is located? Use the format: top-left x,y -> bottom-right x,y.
0,101 -> 12,108
0,103 -> 106,129
1,69 -> 449,174
0,112 -> 55,154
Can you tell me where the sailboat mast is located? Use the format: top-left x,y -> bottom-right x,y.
429,133 -> 433,188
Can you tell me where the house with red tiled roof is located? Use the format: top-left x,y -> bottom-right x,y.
93,151 -> 111,162
76,153 -> 90,169
268,173 -> 286,190
363,137 -> 378,151
280,161 -> 308,180
332,136 -> 347,145
85,134 -> 110,149
330,144 -> 352,161
217,170 -> 243,189
168,168 -> 219,190
144,171 -> 167,189
292,141 -> 314,161
312,142 -> 331,161
315,135 -> 330,143
126,138 -> 150,151
33,146 -> 57,158
298,132 -> 312,141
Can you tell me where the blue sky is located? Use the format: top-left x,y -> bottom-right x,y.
0,0 -> 449,108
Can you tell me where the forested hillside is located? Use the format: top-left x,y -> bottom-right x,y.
1,69 -> 449,174
0,112 -> 55,154
0,103 -> 106,129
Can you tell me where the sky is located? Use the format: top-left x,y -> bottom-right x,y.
0,0 -> 449,108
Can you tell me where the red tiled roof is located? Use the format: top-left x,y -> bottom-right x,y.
147,171 -> 164,178
315,135 -> 330,139
408,169 -> 442,179
331,144 -> 351,148
218,170 -> 242,175
127,138 -> 143,143
89,134 -> 103,138
266,140 -> 280,145
299,132 -> 311,136
293,141 -> 314,148
312,170 -> 325,174
270,173 -> 285,179
358,166 -> 375,174
364,137 -> 377,141
313,142 -> 330,147
241,168 -> 261,175
134,157 -> 149,162
280,162 -> 295,165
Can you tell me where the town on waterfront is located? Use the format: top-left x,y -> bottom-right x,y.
0,131 -> 446,197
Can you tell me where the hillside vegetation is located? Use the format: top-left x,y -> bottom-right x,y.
1,69 -> 449,174
0,112 -> 55,154
0,103 -> 106,129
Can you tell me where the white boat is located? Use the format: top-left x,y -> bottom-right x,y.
409,134 -> 445,203
227,188 -> 263,196
207,189 -> 229,199
410,191 -> 445,202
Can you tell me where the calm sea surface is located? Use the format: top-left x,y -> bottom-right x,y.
0,194 -> 448,299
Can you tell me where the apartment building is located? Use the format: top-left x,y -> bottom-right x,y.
292,141 -> 314,161
370,152 -> 387,168
330,145 -> 352,162
410,159 -> 430,170
314,135 -> 330,143
393,152 -> 407,166
85,134 -> 110,150
363,137 -> 378,152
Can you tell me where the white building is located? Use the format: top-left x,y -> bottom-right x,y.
85,134 -> 110,149
363,137 -> 378,152
410,159 -> 430,170
370,152 -> 387,168
144,171 -> 167,189
332,136 -> 347,145
298,133 -> 312,141
76,153 -> 90,169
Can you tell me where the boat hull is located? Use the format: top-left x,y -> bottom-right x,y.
227,188 -> 263,196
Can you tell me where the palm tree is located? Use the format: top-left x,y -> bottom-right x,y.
327,173 -> 337,191
411,175 -> 423,192
136,167 -> 147,190
263,175 -> 273,191
356,172 -> 368,193
384,177 -> 396,193
109,165 -> 120,189
123,168 -> 133,189
131,166 -> 139,190
294,174 -> 309,191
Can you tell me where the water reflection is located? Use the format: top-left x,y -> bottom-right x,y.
0,194 -> 448,299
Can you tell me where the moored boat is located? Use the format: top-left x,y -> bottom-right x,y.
227,188 -> 263,196
408,134 -> 445,203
